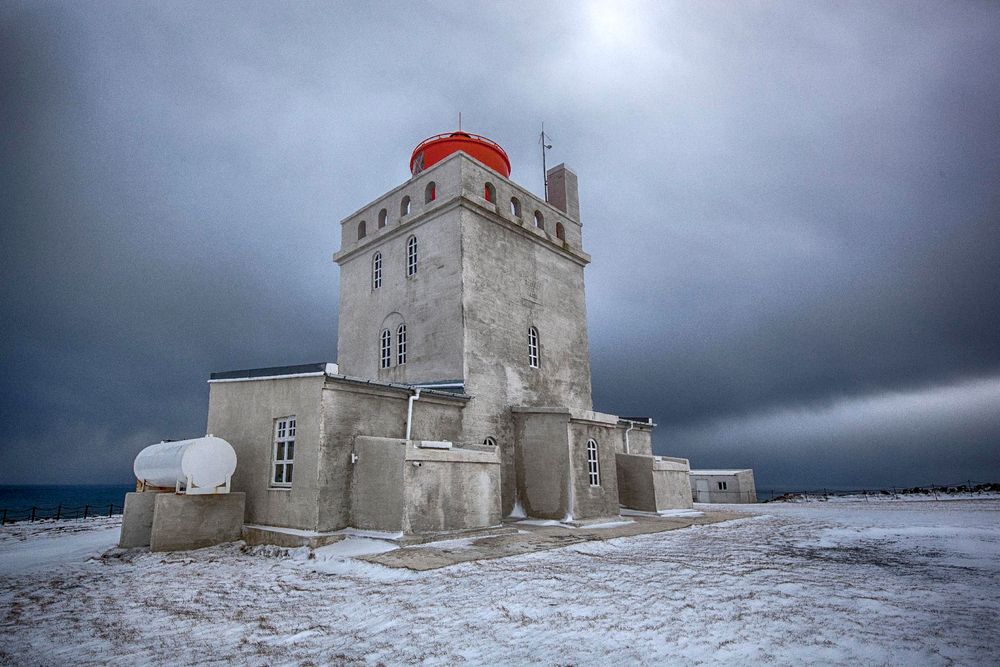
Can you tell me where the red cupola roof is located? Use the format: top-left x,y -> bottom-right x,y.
410,131 -> 511,178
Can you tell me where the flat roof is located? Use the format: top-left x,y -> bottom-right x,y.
689,469 -> 752,476
208,363 -> 469,399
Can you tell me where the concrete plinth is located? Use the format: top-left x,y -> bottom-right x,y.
119,491 -> 160,548
149,492 -> 245,552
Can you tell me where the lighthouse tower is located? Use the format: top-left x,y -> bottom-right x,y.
333,131 -> 595,512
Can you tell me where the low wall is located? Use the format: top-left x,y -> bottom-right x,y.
119,492 -> 159,548
616,454 -> 692,512
351,436 -> 502,535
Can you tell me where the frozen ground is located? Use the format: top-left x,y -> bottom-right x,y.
2,499 -> 998,665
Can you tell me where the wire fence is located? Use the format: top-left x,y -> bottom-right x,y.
0,503 -> 124,525
757,480 -> 1000,503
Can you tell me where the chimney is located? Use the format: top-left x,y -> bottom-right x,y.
546,163 -> 579,221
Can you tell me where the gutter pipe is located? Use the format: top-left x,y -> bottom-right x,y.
404,388 -> 422,441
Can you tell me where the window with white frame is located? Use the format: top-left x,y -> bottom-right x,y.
586,438 -> 600,486
380,328 -> 392,368
397,323 -> 407,365
372,251 -> 382,290
528,326 -> 539,368
272,416 -> 295,487
406,236 -> 418,276
484,436 -> 497,448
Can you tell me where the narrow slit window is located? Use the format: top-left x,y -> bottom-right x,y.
372,252 -> 382,290
425,181 -> 436,203
272,416 -> 296,487
534,210 -> 544,230
378,208 -> 388,229
587,439 -> 600,486
357,220 -> 367,240
401,196 -> 411,217
397,323 -> 407,365
556,222 -> 565,241
380,329 -> 392,368
406,236 -> 418,276
484,182 -> 496,203
528,326 -> 539,368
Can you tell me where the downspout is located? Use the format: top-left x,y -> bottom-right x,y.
404,388 -> 422,441
624,420 -> 635,455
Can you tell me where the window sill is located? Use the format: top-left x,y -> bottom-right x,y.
268,486 -> 292,492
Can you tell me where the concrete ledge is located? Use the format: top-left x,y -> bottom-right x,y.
242,524 -> 347,549
119,491 -> 160,548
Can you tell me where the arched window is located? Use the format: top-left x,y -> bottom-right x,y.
484,436 -> 497,448
484,182 -> 496,203
401,196 -> 411,217
586,439 -> 600,486
378,208 -> 388,229
555,222 -> 565,241
397,324 -> 407,365
357,220 -> 367,240
510,197 -> 521,218
424,182 -> 436,204
528,326 -> 539,368
406,236 -> 418,276
380,329 -> 392,368
533,210 -> 544,230
372,252 -> 382,290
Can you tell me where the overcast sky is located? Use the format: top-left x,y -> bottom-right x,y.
2,1 -> 998,489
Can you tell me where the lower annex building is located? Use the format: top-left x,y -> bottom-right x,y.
207,131 -> 694,541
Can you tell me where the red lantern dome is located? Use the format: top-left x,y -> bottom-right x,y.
410,131 -> 511,178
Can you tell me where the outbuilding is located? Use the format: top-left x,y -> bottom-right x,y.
689,469 -> 757,503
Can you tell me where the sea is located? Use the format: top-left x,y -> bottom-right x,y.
0,484 -> 134,522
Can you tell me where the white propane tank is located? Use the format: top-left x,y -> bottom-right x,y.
133,436 -> 237,494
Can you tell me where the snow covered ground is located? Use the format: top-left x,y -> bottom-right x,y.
2,499 -> 998,665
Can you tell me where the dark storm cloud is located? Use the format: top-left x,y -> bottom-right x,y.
2,1 -> 998,486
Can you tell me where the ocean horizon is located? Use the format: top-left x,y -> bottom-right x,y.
0,484 -> 134,519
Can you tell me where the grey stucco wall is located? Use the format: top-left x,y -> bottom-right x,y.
207,376 -> 324,530
119,491 -> 158,548
148,492 -> 245,552
515,410 -> 571,520
615,454 -> 657,511
350,436 -> 405,532
567,419 -> 620,520
403,441 -> 501,534
317,381 -> 467,531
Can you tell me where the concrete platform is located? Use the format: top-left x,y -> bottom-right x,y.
242,523 -> 517,548
362,509 -> 748,571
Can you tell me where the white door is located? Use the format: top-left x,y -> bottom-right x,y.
695,479 -> 710,503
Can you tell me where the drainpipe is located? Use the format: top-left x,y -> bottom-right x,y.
404,388 -> 422,441
624,420 -> 635,455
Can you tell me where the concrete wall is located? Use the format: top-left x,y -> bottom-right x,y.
402,441 -> 501,534
350,436 -> 405,532
148,492 -> 245,552
336,198 -> 466,384
349,436 -> 501,535
514,409 -> 571,520
567,416 -> 621,520
207,376 -> 325,530
651,458 -> 694,510
119,491 -> 159,548
317,379 -> 467,531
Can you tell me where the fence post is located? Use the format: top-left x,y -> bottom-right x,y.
1,509 -> 5,525
55,505 -> 61,520
83,504 -> 89,519
107,504 -> 113,518
31,506 -> 36,522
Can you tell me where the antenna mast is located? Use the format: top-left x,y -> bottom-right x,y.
540,123 -> 552,201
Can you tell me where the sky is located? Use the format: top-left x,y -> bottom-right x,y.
2,1 -> 998,489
